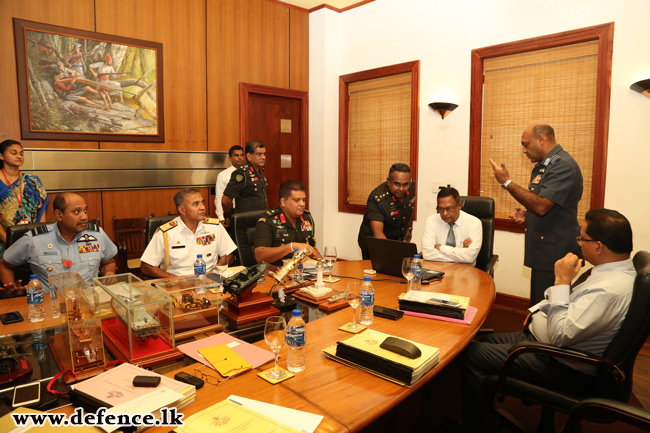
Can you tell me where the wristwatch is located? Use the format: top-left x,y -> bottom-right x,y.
501,180 -> 512,190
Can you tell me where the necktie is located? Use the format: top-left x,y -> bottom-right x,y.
570,268 -> 592,291
446,223 -> 456,247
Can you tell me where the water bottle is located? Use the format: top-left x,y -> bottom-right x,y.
194,254 -> 207,294
410,255 -> 423,290
286,309 -> 306,373
359,276 -> 374,325
50,287 -> 60,319
27,275 -> 45,323
292,249 -> 303,283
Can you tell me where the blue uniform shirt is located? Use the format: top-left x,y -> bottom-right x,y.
4,222 -> 118,291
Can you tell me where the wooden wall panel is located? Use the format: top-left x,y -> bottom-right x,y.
208,0 -> 291,152
0,0 -> 99,149
94,0 -> 207,151
290,8 -> 309,92
101,187 -> 209,241
44,191 -> 103,226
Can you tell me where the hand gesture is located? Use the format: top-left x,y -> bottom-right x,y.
554,253 -> 582,286
509,207 -> 526,224
463,238 -> 473,248
404,231 -> 412,242
489,159 -> 510,184
2,280 -> 26,297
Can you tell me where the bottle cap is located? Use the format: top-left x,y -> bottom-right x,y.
197,254 -> 203,258
30,275 -> 38,280
364,276 -> 371,282
414,254 -> 421,259
292,309 -> 301,316
294,249 -> 299,252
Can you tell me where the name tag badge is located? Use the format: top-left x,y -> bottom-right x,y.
172,245 -> 186,249
277,229 -> 288,234
43,251 -> 58,255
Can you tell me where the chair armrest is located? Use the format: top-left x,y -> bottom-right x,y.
494,340 -> 624,402
563,398 -> 650,433
485,255 -> 498,277
113,241 -> 129,275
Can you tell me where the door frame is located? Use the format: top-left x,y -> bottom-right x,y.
239,82 -> 309,198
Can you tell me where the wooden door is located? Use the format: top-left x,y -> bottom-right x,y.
240,83 -> 308,210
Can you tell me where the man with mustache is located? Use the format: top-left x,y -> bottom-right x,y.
0,192 -> 117,296
141,188 -> 236,278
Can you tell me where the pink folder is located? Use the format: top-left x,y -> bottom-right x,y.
399,306 -> 478,325
178,333 -> 274,370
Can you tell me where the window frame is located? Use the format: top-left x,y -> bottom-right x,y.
468,23 -> 614,232
338,60 -> 420,214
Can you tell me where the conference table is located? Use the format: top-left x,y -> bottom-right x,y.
150,259 -> 496,433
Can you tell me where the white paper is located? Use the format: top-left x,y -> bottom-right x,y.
101,387 -> 184,433
227,395 -> 323,433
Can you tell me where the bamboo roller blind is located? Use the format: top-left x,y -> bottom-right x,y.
481,41 -> 598,223
348,72 -> 412,205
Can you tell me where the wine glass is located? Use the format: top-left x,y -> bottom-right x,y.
402,257 -> 414,290
264,316 -> 287,380
345,281 -> 361,331
214,259 -> 228,290
323,246 -> 337,283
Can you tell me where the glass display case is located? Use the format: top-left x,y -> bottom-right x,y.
48,272 -> 106,382
154,276 -> 223,338
93,273 -> 176,365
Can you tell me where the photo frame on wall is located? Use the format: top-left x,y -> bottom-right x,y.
13,18 -> 165,143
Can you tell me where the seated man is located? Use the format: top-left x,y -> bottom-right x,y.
422,187 -> 482,266
0,192 -> 117,296
456,209 -> 635,433
141,188 -> 236,278
254,180 -> 323,266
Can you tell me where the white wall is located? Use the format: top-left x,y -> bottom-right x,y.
309,0 -> 650,298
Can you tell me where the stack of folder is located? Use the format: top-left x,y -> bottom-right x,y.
323,329 -> 440,386
398,290 -> 469,320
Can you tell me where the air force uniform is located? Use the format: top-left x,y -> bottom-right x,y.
3,222 -> 118,292
140,216 -> 236,276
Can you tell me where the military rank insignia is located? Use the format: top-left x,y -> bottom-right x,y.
236,174 -> 243,182
391,211 -> 399,216
196,234 -> 216,245
532,174 -> 542,184
77,234 -> 98,242
79,243 -> 100,253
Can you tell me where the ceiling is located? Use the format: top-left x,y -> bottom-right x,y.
278,0 -> 372,11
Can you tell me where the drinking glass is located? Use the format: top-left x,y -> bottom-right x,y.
214,260 -> 228,290
264,316 -> 287,380
345,281 -> 361,331
402,257 -> 414,289
323,246 -> 337,283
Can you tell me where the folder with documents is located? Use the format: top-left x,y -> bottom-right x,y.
398,290 -> 469,320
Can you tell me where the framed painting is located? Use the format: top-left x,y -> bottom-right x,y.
13,19 -> 165,142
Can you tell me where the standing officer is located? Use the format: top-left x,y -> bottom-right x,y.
215,145 -> 245,226
254,180 -> 323,266
222,140 -> 268,226
490,121 -> 583,306
0,192 -> 117,295
357,163 -> 416,260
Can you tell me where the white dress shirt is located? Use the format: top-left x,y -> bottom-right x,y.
140,217 -> 236,276
421,210 -> 482,266
215,165 -> 236,221
529,258 -> 636,375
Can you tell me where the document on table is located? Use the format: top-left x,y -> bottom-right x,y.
227,395 -> 323,433
178,333 -> 274,371
101,387 -> 184,432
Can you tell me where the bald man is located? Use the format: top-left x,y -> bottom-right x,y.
0,192 -> 117,296
490,121 -> 583,305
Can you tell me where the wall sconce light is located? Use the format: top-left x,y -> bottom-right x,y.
428,102 -> 458,119
630,79 -> 650,99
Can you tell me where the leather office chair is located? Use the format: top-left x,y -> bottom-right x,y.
6,223 -> 49,286
489,250 -> 650,433
459,196 -> 498,277
232,209 -> 268,267
563,398 -> 650,433
145,215 -> 178,245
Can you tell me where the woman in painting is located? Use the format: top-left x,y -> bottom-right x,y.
0,140 -> 49,258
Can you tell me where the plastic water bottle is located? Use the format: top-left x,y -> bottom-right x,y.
27,275 -> 45,323
194,254 -> 207,294
286,309 -> 306,373
359,276 -> 374,325
50,287 -> 60,319
410,255 -> 423,290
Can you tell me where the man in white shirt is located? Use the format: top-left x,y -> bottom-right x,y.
422,187 -> 482,266
214,145 -> 245,226
455,209 -> 635,433
140,188 -> 236,278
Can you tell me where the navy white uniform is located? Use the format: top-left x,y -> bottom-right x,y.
3,222 -> 118,292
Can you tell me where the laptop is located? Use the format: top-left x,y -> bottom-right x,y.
365,237 -> 444,281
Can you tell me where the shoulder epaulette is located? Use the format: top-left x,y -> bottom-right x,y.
203,217 -> 220,225
265,208 -> 280,217
30,225 -> 49,236
86,222 -> 100,232
158,220 -> 178,232
303,209 -> 311,215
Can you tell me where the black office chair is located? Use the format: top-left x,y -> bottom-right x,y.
489,250 -> 650,433
563,398 -> 650,433
145,215 -> 178,245
459,196 -> 498,277
6,223 -> 49,286
232,209 -> 268,267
